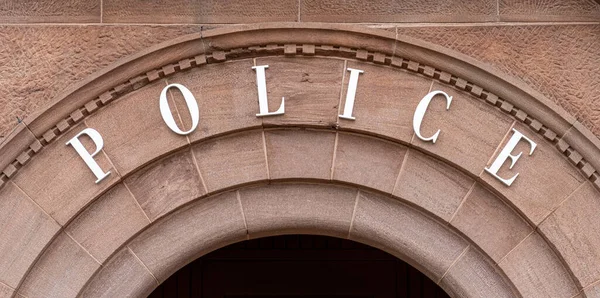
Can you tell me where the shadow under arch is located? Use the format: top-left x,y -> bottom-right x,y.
79,182 -> 518,298
149,233 -> 452,298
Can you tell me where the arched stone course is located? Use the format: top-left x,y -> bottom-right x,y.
499,232 -> 579,297
0,127 -> 584,297
0,182 -> 59,289
539,182 -> 600,288
0,25 -> 599,297
584,282 -> 600,298
450,184 -> 533,263
65,183 -> 149,263
78,182 -> 519,298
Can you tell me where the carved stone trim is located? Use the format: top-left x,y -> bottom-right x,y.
0,38 -> 597,192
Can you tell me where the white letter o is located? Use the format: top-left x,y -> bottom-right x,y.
159,83 -> 199,135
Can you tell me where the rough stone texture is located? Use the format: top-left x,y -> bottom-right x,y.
240,183 -> 357,238
103,0 -> 298,23
0,182 -> 60,288
192,130 -> 268,192
399,25 -> 600,137
499,0 -> 600,21
1,24 -> 600,142
128,191 -> 247,282
350,190 -> 468,283
301,0 -> 497,22
264,129 -> 336,180
0,23 -> 599,144
0,25 -> 200,140
0,283 -> 12,298
12,123 -> 120,225
0,0 -> 100,23
393,148 -> 474,222
0,122 -> 36,174
585,282 -> 600,298
80,248 -> 158,298
539,182 -> 600,288
499,232 -> 579,298
125,150 -> 205,221
440,247 -> 517,298
0,17 -> 599,298
65,183 -> 149,263
18,232 -> 101,298
256,57 -> 344,128
450,184 -> 533,263
481,122 -> 586,225
339,61 -> 432,143
333,133 -> 407,193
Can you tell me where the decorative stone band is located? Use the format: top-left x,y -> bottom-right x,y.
0,24 -> 598,192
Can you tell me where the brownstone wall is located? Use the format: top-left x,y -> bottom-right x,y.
0,0 -> 599,142
1,20 -> 599,298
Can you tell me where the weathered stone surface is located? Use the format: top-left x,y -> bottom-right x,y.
66,183 -> 149,263
125,150 -> 205,221
499,0 -> 600,21
412,82 -> 514,175
481,123 -> 585,225
350,190 -> 468,282
85,79 -> 189,175
0,283 -> 13,298
450,184 -> 532,262
81,248 -> 158,298
167,59 -> 262,142
256,57 -> 344,128
441,247 -> 516,298
499,232 -> 579,298
2,24 -> 600,144
333,133 -> 407,193
0,182 -> 60,288
540,182 -> 600,288
128,191 -> 247,282
399,25 -> 600,137
192,130 -> 267,192
301,0 -> 496,22
18,232 -> 101,298
103,0 -> 298,23
0,22 -> 599,298
12,123 -> 120,225
585,282 -> 600,298
339,61 -> 432,143
393,148 -> 474,222
0,25 -> 200,140
240,183 -> 356,238
0,122 -> 36,174
0,0 -> 99,23
264,129 -> 336,180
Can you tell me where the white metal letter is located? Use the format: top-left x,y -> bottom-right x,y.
339,68 -> 365,120
159,83 -> 199,135
253,65 -> 284,117
66,128 -> 111,184
413,90 -> 453,143
485,128 -> 537,186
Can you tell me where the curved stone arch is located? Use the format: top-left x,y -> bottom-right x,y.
78,181 -> 519,298
0,24 -> 598,297
1,24 -> 599,190
7,127 -> 579,298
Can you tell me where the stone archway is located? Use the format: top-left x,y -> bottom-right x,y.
80,182 -> 516,298
149,234 -> 452,298
0,24 -> 599,298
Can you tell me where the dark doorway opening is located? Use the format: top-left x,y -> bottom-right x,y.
149,235 -> 450,298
